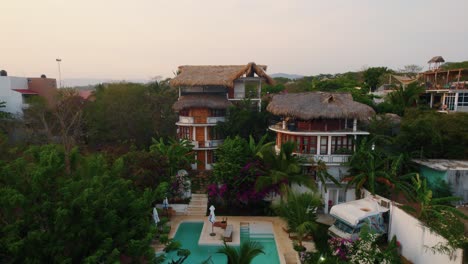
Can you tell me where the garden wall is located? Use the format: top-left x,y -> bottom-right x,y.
389,206 -> 463,264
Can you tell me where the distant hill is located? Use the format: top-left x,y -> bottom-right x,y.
62,78 -> 150,88
270,73 -> 304,80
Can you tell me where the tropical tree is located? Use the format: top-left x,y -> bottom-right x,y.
344,139 -> 392,196
273,192 -> 322,248
0,145 -> 161,263
256,141 -> 315,198
385,83 -> 425,116
149,137 -> 195,177
403,174 -> 468,251
85,81 -> 178,147
216,241 -> 264,264
363,67 -> 388,91
314,159 -> 341,192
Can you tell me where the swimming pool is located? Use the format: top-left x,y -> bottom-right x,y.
163,222 -> 280,264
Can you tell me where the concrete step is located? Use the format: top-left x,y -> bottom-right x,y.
189,198 -> 208,204
191,194 -> 208,198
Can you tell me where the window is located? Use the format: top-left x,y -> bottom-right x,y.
211,109 -> 225,117
179,109 -> 189,116
179,127 -> 190,139
320,136 -> 328,155
209,127 -> 222,140
445,93 -> 456,110
458,93 -> 468,106
331,136 -> 354,154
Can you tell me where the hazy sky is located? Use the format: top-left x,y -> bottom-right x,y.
2,0 -> 468,80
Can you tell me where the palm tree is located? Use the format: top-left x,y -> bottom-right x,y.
386,83 -> 424,115
150,137 -> 195,176
256,141 -> 315,198
248,134 -> 273,158
273,192 -> 322,248
314,160 -> 341,192
344,139 -> 393,196
409,174 -> 467,221
217,241 -> 264,264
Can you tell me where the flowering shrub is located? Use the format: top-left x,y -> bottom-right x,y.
170,172 -> 189,199
328,237 -> 353,261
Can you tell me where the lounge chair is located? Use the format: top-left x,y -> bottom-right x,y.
223,225 -> 233,242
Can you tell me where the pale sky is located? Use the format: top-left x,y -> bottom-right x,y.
2,0 -> 468,81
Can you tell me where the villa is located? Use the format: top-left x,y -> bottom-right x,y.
170,63 -> 273,170
0,70 -> 57,116
267,92 -> 375,213
419,56 -> 468,112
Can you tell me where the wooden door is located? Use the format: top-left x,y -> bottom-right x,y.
196,127 -> 205,143
192,108 -> 209,123
197,150 -> 206,170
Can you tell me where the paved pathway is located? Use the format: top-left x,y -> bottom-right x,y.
185,193 -> 208,216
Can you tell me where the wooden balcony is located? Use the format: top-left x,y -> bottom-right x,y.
178,116 -> 225,125
191,139 -> 223,149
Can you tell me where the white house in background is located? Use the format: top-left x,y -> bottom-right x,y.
0,75 -> 31,115
0,70 -> 57,117
266,92 -> 376,213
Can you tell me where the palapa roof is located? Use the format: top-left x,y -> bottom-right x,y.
170,62 -> 274,88
428,56 -> 445,63
267,92 -> 375,120
172,94 -> 232,111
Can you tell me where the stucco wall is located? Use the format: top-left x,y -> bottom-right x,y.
0,76 -> 28,115
389,206 -> 463,264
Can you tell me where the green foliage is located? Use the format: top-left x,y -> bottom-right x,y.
441,61 -> 468,70
216,102 -> 272,141
406,174 -> 468,251
85,81 -> 177,147
216,241 -> 265,264
363,67 -> 388,91
118,149 -> 172,190
273,192 -> 322,246
385,83 -> 425,116
213,136 -> 249,183
0,101 -> 11,119
397,110 -> 468,159
0,145 -> 158,263
149,137 -> 195,177
256,141 -> 315,197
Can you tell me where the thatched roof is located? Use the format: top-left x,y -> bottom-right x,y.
172,94 -> 232,111
428,56 -> 445,63
170,62 -> 274,88
267,92 -> 375,120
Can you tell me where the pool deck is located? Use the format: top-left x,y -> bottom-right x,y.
164,215 -> 306,264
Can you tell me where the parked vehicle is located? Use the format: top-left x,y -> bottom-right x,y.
328,197 -> 389,240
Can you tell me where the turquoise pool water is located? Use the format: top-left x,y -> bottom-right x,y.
163,222 -> 280,264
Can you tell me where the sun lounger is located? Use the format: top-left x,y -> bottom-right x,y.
223,225 -> 233,242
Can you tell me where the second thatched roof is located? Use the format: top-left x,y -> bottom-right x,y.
170,62 -> 274,88
267,92 -> 375,120
172,94 -> 232,111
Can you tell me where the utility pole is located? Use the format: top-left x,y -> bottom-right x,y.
56,58 -> 62,88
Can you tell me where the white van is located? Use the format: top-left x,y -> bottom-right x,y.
328,198 -> 389,241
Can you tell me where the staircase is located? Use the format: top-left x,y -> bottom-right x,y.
186,193 -> 208,216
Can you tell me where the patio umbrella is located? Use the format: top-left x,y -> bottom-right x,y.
153,206 -> 160,225
208,205 -> 216,236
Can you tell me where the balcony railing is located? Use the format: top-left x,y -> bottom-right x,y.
191,139 -> 224,149
179,116 -> 194,124
206,116 -> 225,124
297,153 -> 350,164
179,116 -> 225,124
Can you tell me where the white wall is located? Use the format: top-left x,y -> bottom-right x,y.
446,170 -> 468,203
0,76 -> 28,115
389,206 -> 463,264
